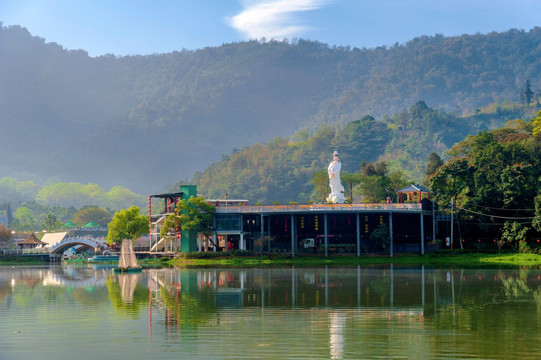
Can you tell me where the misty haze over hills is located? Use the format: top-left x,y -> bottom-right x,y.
1,24 -> 540,194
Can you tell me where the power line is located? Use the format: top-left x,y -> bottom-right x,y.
456,206 -> 536,220
466,203 -> 535,212
458,221 -> 533,226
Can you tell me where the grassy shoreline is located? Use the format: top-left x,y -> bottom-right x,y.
0,256 -> 47,265
4,253 -> 541,268
166,252 -> 541,268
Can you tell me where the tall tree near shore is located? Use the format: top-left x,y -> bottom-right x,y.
106,206 -> 148,245
160,197 -> 216,244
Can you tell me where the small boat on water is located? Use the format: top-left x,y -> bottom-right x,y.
113,239 -> 142,273
88,253 -> 119,262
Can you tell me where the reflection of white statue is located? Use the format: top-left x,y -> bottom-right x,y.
326,151 -> 346,204
330,312 -> 345,360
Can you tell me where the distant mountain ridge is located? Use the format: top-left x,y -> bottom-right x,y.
1,23 -> 540,193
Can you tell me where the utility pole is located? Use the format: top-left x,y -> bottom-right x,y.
450,198 -> 454,251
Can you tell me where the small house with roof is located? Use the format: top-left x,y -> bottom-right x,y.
396,184 -> 431,203
18,233 -> 47,249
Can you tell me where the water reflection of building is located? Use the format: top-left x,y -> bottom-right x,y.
5,266 -> 540,358
42,267 -> 108,288
146,266 -> 435,314
146,266 -> 432,359
1,266 -> 475,315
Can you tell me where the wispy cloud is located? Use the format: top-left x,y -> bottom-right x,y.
229,0 -> 330,40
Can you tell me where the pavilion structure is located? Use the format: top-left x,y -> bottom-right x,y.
18,233 -> 47,249
395,184 -> 431,203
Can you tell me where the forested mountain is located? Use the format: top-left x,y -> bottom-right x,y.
1,23 -> 541,194
192,102 -> 537,204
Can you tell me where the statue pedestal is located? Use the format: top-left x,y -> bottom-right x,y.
327,193 -> 346,204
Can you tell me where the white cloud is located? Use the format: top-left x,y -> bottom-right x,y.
229,0 -> 330,40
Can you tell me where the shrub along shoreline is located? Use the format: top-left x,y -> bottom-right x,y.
166,252 -> 541,268
4,252 -> 541,268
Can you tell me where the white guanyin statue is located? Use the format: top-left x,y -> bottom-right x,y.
326,151 -> 346,204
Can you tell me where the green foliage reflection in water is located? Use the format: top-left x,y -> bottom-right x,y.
160,287 -> 216,326
106,276 -> 148,317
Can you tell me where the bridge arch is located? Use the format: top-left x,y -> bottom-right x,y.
51,237 -> 103,254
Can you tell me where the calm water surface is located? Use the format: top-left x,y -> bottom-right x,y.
1,264 -> 541,359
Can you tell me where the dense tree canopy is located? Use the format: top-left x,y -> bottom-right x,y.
71,206 -> 113,227
160,197 -> 216,244
106,206 -> 148,245
7,202 -> 76,231
0,178 -> 40,203
1,178 -> 147,231
35,182 -> 146,209
429,118 -> 541,249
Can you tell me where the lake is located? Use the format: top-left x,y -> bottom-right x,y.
2,264 -> 541,359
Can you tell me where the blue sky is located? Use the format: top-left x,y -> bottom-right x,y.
1,0 -> 540,57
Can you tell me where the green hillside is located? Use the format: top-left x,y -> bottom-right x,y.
1,24 -> 541,193
192,102 -> 538,203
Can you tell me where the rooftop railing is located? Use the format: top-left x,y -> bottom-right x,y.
215,203 -> 422,213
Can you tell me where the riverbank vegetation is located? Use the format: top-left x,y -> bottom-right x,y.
165,252 -> 541,268
3,252 -> 541,268
0,256 -> 47,265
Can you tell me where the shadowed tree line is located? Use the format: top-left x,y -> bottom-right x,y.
428,110 -> 541,251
